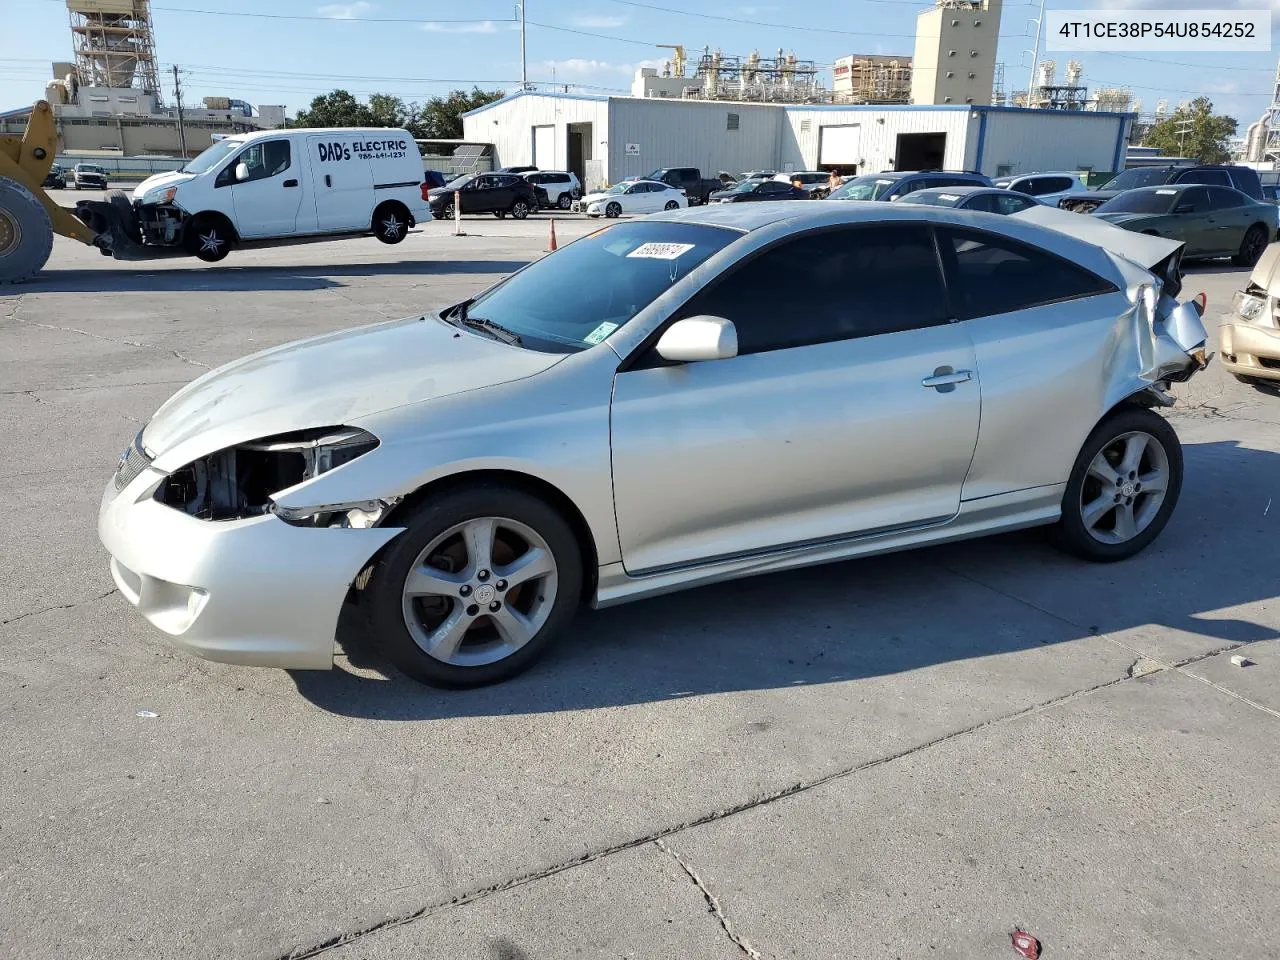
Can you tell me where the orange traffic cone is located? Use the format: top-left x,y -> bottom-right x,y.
547,218 -> 558,252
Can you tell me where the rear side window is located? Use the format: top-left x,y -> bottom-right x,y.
1178,168 -> 1231,186
940,227 -> 1116,319
994,194 -> 1036,214
1207,186 -> 1248,210
1032,176 -> 1075,195
1229,168 -> 1262,197
1177,187 -> 1210,213
677,224 -> 949,355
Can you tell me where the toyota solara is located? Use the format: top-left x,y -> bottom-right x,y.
99,202 -> 1210,687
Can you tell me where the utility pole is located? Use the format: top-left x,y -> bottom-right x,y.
172,64 -> 188,158
1025,0 -> 1047,107
518,1 -> 527,90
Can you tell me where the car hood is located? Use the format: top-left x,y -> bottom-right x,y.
141,315 -> 565,470
1093,212 -> 1161,228
1247,239 -> 1280,293
132,170 -> 194,198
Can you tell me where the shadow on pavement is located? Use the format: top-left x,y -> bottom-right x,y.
291,439 -> 1280,719
21,259 -> 530,294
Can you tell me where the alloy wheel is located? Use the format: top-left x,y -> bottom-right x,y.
1079,431 -> 1169,545
380,213 -> 402,238
401,516 -> 559,666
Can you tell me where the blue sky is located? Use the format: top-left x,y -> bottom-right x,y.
2,0 -> 1276,126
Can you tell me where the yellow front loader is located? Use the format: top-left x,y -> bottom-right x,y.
0,100 -> 134,284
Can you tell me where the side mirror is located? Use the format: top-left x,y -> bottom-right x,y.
235,162 -> 250,182
1174,203 -> 1194,213
656,316 -> 738,363
888,193 -> 902,202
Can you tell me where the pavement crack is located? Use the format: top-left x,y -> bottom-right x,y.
10,316 -> 210,369
655,839 -> 762,959
2,292 -> 25,322
171,348 -> 210,369
272,672 -> 1134,960
20,390 -> 48,405
0,589 -> 118,628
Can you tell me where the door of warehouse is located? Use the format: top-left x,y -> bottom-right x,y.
818,124 -> 861,172
532,125 -> 555,169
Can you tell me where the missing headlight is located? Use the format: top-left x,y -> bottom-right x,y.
155,426 -> 378,521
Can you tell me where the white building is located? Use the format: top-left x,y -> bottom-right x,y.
462,91 -> 1132,189
911,0 -> 1002,106
631,67 -> 704,99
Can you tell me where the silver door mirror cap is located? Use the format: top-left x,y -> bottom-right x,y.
235,162 -> 250,182
656,316 -> 739,363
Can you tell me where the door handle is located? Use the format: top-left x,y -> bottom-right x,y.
324,174 -> 332,188
921,367 -> 973,391
283,178 -> 298,188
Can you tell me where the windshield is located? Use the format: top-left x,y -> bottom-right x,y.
182,139 -> 242,175
78,165 -> 104,173
723,180 -> 757,194
603,183 -> 631,194
457,221 -> 740,353
1095,189 -> 1178,214
443,174 -> 474,189
898,191 -> 958,207
1099,167 -> 1173,192
829,176 -> 896,201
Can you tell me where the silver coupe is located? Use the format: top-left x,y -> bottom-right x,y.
99,202 -> 1210,687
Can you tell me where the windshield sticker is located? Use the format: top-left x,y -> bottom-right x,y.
584,321 -> 619,344
938,194 -> 961,201
1155,189 -> 1177,194
627,242 -> 696,260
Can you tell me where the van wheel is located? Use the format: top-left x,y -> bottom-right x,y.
372,201 -> 409,244
185,214 -> 233,263
511,199 -> 531,220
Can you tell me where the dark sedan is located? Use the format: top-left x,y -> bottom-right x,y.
897,186 -> 1039,215
428,173 -> 540,220
709,179 -> 808,203
1093,184 -> 1279,267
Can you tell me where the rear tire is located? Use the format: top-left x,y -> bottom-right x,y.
366,485 -> 584,687
372,201 -> 409,244
1052,406 -> 1183,562
0,177 -> 54,285
184,213 -> 233,263
1232,224 -> 1268,267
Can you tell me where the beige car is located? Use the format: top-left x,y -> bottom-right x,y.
1222,243 -> 1280,384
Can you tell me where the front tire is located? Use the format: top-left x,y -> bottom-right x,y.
1233,224 -> 1268,267
1052,406 -> 1183,562
605,201 -> 621,218
664,200 -> 680,210
0,177 -> 54,285
511,199 -> 531,220
557,193 -> 572,210
184,214 -> 233,263
372,201 -> 408,244
367,485 -> 584,687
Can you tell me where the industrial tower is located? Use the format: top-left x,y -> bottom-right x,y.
66,0 -> 162,102
1265,58 -> 1280,162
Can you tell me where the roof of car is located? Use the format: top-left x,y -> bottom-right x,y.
906,185 -> 992,197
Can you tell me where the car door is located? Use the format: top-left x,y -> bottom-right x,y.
227,139 -> 304,238
756,180 -> 795,202
1205,186 -> 1253,254
305,135 -> 375,231
959,192 -> 998,213
493,175 -> 520,211
935,226 -> 1129,499
624,183 -> 653,213
609,223 -> 981,573
1172,186 -> 1213,254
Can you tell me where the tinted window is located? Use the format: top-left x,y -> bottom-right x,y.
1207,186 -> 1248,210
1100,167 -> 1175,191
1229,168 -> 1262,197
1178,168 -> 1230,186
551,173 -> 570,183
1177,187 -> 1210,213
1094,189 -> 1178,214
677,225 -> 949,355
960,193 -> 998,212
759,181 -> 791,194
994,194 -> 1035,214
940,227 -> 1115,319
1030,176 -> 1074,195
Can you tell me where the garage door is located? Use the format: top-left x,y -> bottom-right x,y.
533,125 -> 555,168
819,124 -> 861,166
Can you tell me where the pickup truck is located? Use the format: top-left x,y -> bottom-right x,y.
1057,164 -> 1263,213
643,167 -> 725,206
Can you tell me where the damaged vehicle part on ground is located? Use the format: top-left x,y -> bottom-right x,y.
99,202 -> 1210,689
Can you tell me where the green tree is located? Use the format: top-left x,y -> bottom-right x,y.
292,89 -> 374,128
1141,97 -> 1238,165
290,87 -> 504,139
415,87 -> 506,139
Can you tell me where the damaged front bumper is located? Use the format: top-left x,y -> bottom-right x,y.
1221,287 -> 1280,381
98,467 -> 400,670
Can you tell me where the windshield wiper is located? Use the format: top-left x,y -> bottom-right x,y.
450,302 -> 521,345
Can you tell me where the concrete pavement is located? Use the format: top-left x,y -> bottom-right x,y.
1,218 -> 1276,959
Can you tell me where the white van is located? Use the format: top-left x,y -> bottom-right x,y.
128,127 -> 431,262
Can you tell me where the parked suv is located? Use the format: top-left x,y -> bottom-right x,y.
523,170 -> 580,209
827,170 -> 992,202
1058,165 -> 1263,213
72,163 -> 108,190
427,172 -> 539,219
993,171 -> 1085,205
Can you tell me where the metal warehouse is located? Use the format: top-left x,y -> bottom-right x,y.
462,91 -> 1132,190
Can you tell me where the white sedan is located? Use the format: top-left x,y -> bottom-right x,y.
575,179 -> 688,218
